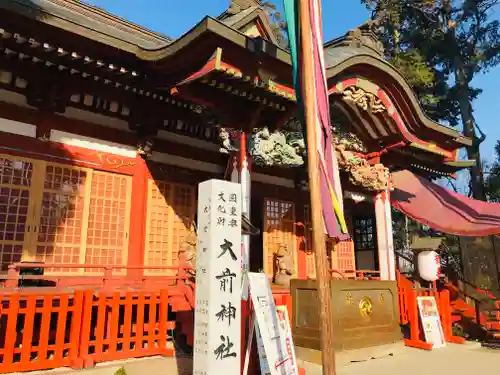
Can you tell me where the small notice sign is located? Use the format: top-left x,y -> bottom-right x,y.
248,272 -> 298,375
417,296 -> 446,349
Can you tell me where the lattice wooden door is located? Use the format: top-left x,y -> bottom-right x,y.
0,155 -> 132,273
0,154 -> 37,269
263,198 -> 296,279
30,163 -> 132,273
29,162 -> 91,271
144,180 -> 196,274
85,171 -> 131,270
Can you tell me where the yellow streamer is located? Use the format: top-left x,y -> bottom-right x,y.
318,157 -> 348,233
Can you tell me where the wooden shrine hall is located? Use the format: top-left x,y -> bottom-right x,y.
0,0 -> 499,373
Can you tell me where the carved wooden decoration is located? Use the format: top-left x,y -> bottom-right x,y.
92,152 -> 136,170
336,144 -> 389,192
136,138 -> 154,158
343,86 -> 386,114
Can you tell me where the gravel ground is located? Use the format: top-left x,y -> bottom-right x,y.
301,342 -> 500,375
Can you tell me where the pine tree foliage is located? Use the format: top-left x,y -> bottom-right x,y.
361,0 -> 500,200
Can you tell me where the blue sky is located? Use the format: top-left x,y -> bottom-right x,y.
87,0 -> 499,164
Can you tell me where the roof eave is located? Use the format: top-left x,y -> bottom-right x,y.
136,17 -> 290,64
326,54 -> 473,147
1,0 -> 173,53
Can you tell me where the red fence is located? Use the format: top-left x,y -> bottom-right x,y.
328,269 -> 381,280
396,271 -> 465,349
0,290 -> 84,372
0,289 -> 179,373
3,263 -> 193,289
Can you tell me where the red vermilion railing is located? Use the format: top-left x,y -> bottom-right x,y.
0,288 -> 180,373
3,263 -> 194,289
328,269 -> 381,280
0,290 -> 84,372
0,264 -> 195,373
79,290 -> 175,368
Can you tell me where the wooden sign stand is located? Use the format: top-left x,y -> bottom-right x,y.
243,272 -> 302,375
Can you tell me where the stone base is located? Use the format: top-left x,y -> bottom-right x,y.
295,341 -> 406,367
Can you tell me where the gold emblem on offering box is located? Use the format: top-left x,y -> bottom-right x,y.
379,292 -> 385,304
345,292 -> 353,305
359,297 -> 373,319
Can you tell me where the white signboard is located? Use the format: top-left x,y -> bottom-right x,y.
417,296 -> 446,349
248,272 -> 298,375
275,306 -> 298,374
255,317 -> 271,375
193,180 -> 242,375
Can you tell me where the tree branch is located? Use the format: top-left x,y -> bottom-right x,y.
473,116 -> 487,145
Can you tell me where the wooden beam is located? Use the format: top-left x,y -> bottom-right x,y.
174,83 -> 263,128
299,1 -> 337,375
0,54 -> 205,122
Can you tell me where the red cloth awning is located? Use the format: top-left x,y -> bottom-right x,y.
390,170 -> 500,236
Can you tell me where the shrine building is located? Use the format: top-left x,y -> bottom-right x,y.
0,0 -> 499,371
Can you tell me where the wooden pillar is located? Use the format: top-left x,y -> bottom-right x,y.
299,0 -> 337,372
374,188 -> 396,280
127,157 -> 148,278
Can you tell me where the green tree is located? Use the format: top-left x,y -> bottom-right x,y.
485,141 -> 500,202
361,1 -> 459,124
362,0 -> 500,200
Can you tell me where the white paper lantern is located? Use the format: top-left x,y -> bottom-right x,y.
418,251 -> 441,282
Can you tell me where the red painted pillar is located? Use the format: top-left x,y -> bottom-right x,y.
127,157 -> 148,279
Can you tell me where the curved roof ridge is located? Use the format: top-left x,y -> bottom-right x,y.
325,51 -> 471,146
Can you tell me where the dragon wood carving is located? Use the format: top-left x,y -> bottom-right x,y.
336,144 -> 389,192
220,126 -> 306,167
249,127 -> 305,167
219,125 -> 388,191
343,86 -> 386,114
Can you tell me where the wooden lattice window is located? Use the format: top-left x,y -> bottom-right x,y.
332,240 -> 355,274
0,154 -> 132,273
302,205 -> 355,277
85,171 -> 131,267
33,163 -> 90,271
144,180 -> 196,274
0,154 -> 35,269
353,217 -> 376,250
263,198 -> 296,279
